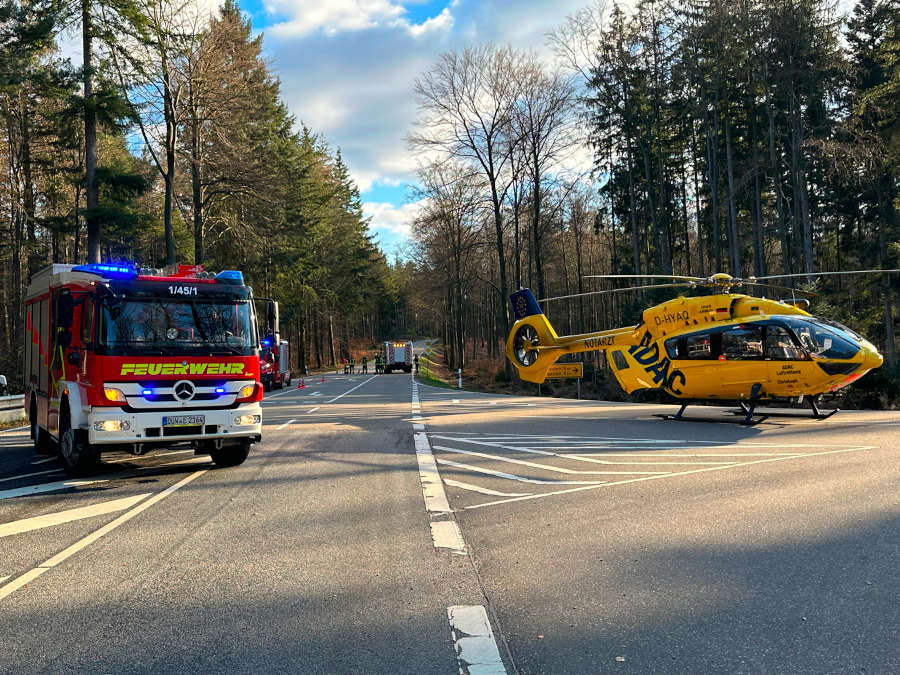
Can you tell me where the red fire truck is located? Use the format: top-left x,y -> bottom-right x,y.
24,263 -> 267,475
259,338 -> 291,390
383,340 -> 413,373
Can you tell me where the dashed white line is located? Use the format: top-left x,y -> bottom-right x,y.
0,493 -> 151,538
430,521 -> 466,553
448,605 -> 506,674
276,419 -> 296,430
306,407 -> 319,414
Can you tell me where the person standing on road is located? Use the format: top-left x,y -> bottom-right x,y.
362,356 -> 368,374
349,356 -> 355,374
413,353 -> 419,375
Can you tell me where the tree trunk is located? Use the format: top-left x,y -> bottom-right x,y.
724,109 -> 740,275
83,3 -> 100,264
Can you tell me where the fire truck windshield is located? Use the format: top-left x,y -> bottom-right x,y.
99,298 -> 256,356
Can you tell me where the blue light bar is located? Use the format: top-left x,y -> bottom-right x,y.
261,339 -> 272,346
215,270 -> 244,285
142,389 -> 153,396
214,387 -> 226,395
73,263 -> 138,279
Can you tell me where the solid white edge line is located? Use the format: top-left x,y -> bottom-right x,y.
0,470 -> 207,602
326,375 -> 377,403
30,457 -> 58,465
448,605 -> 506,674
0,493 -> 151,538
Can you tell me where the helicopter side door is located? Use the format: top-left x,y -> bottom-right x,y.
764,324 -> 815,396
716,324 -> 768,398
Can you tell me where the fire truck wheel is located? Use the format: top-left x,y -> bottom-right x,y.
210,441 -> 251,468
31,400 -> 56,455
58,408 -> 100,476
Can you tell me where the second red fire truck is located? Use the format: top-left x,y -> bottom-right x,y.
24,263 -> 269,475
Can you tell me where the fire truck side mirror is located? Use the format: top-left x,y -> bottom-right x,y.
57,290 -> 75,329
266,300 -> 279,336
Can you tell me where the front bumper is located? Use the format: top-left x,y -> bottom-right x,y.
86,403 -> 263,445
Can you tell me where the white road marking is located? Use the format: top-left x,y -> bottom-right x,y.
465,445 -> 877,510
309,392 -> 321,397
430,521 -> 466,553
0,470 -> 207,602
0,576 -> 8,584
306,407 -> 319,414
0,426 -> 29,434
432,445 -> 667,475
276,419 -> 296,430
0,493 -> 151,538
0,468 -> 63,484
436,457 -> 604,485
415,433 -> 452,512
443,478 -> 533,497
326,375 -> 377,403
0,478 -> 104,500
413,423 -> 425,431
31,457 -> 57,465
448,605 -> 506,674
263,388 -> 300,399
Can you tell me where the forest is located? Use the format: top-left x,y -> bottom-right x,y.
1,0 -> 408,387
2,0 -> 899,403
406,0 -> 899,403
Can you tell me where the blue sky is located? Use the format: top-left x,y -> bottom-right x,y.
221,0 -> 596,254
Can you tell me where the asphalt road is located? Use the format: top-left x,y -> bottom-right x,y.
1,369 -> 898,674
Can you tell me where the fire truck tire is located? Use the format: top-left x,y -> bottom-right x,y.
210,442 -> 251,468
58,408 -> 99,476
31,399 -> 56,455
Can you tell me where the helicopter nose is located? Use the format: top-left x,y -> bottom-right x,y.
861,347 -> 883,371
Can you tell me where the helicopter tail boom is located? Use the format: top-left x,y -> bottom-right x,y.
506,289 -> 637,383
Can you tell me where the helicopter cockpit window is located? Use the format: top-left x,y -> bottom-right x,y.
685,334 -> 714,360
765,326 -> 803,360
781,317 -> 860,360
720,325 -> 764,360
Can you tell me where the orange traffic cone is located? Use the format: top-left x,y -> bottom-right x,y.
320,376 -> 326,384
297,378 -> 306,389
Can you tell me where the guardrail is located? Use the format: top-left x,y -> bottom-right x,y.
0,394 -> 26,425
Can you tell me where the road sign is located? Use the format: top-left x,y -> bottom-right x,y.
546,363 -> 583,379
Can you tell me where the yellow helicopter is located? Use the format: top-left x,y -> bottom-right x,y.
506,271 -> 897,424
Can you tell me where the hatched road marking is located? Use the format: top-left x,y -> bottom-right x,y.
0,493 -> 151,538
429,433 -> 877,510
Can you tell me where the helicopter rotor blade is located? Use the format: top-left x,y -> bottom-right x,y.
583,274 -> 705,282
539,282 -> 697,304
749,269 -> 900,282
740,282 -> 817,297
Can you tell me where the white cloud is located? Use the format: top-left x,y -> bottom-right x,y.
363,199 -> 428,239
266,0 -> 454,38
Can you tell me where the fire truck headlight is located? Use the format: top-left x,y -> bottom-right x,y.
234,414 -> 261,426
237,384 -> 255,399
94,420 -> 130,432
104,387 -> 127,403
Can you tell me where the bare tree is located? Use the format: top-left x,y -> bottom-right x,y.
409,45 -> 526,367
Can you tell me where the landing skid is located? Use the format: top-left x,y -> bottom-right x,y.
728,398 -> 840,421
655,403 -> 769,426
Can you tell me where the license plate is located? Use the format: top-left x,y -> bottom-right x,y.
162,415 -> 205,427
